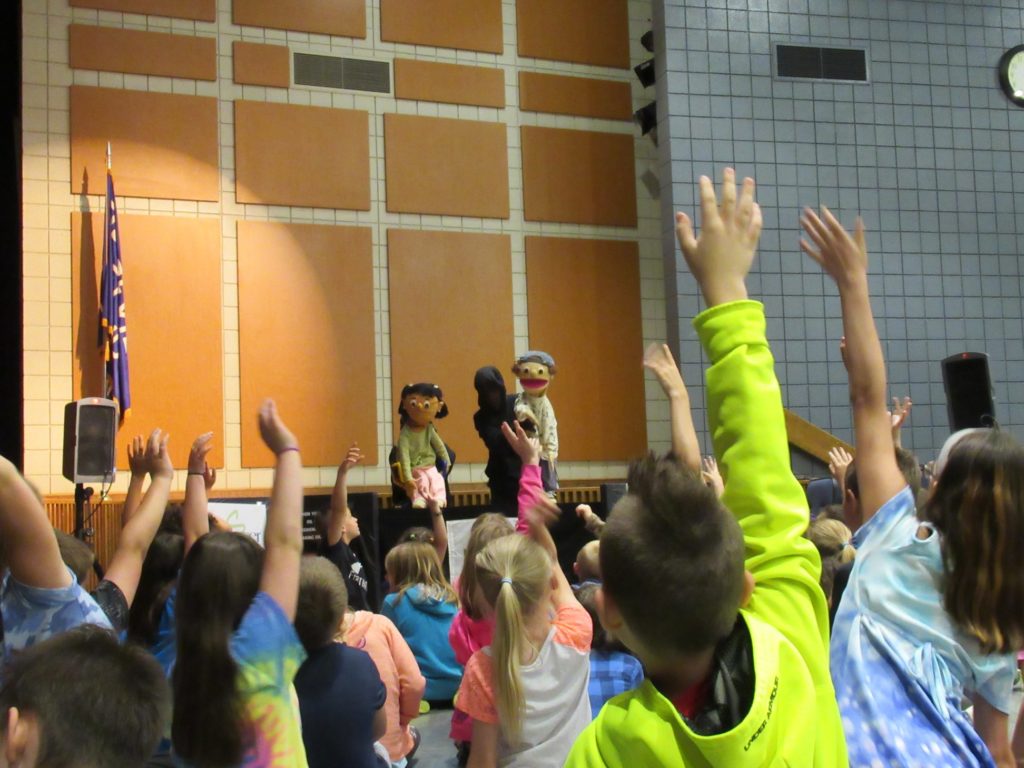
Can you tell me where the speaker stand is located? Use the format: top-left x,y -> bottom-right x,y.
74,483 -> 94,541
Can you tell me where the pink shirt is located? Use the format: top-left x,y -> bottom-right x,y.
345,611 -> 425,761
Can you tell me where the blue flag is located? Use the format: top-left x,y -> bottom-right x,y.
100,171 -> 130,419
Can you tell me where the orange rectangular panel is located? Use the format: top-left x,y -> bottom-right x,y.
517,0 -> 630,69
393,59 -> 505,109
233,0 -> 366,39
519,71 -> 632,121
233,41 -> 290,88
70,86 -> 219,201
387,229 -> 514,465
69,25 -> 216,81
235,101 -> 370,210
70,0 -> 215,21
521,126 -> 637,227
384,113 -> 509,218
525,236 -> 646,461
237,221 -> 377,468
72,213 -> 223,470
381,0 -> 503,54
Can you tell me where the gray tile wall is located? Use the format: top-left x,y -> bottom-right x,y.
654,0 -> 1024,474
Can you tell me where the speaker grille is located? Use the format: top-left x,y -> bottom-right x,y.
293,53 -> 391,93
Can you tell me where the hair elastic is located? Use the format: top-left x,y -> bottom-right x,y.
500,577 -> 513,586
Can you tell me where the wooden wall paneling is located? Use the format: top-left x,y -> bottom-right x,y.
71,213 -> 224,469
380,0 -> 503,54
69,25 -> 216,81
521,126 -> 637,227
383,114 -> 509,218
69,0 -> 215,21
516,0 -> 631,69
519,71 -> 632,120
387,229 -> 515,465
233,0 -> 366,38
234,101 -> 370,210
237,221 -> 378,468
70,86 -> 219,201
524,236 -> 646,461
393,59 -> 505,108
233,41 -> 290,88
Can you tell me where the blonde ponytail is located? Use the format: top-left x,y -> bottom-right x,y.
474,535 -> 553,746
492,578 -> 526,744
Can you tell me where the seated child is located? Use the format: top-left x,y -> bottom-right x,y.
457,498 -> 592,766
0,625 -> 170,768
566,170 -> 846,766
382,541 -> 463,702
802,206 -> 1022,766
294,557 -> 386,768
448,513 -> 517,761
0,454 -> 113,656
573,540 -> 601,588
343,608 -> 426,767
319,443 -> 371,610
576,583 -> 644,717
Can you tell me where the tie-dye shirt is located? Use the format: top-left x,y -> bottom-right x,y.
1,567 -> 112,658
831,486 -> 1016,767
175,592 -> 308,768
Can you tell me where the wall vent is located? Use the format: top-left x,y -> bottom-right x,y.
293,53 -> 391,93
775,45 -> 868,82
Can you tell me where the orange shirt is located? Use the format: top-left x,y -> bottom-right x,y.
345,611 -> 426,761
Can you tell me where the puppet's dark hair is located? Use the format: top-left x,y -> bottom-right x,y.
398,382 -> 449,425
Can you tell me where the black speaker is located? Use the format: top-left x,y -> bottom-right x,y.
601,482 -> 629,513
941,352 -> 996,432
62,398 -> 117,483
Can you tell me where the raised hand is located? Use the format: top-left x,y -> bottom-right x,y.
675,168 -> 763,307
203,464 -> 217,491
339,443 -> 364,474
127,435 -> 146,477
144,429 -> 173,480
800,207 -> 868,289
889,397 -> 912,431
702,456 -> 724,498
828,446 -> 854,493
258,399 -> 298,456
643,343 -> 686,400
188,432 -> 214,476
502,421 -> 541,466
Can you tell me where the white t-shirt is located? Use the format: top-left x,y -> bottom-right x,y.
458,602 -> 592,767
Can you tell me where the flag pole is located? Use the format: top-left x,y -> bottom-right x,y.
100,142 -> 111,400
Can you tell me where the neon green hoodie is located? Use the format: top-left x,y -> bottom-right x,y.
565,300 -> 847,767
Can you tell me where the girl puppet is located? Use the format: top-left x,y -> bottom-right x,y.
396,383 -> 450,509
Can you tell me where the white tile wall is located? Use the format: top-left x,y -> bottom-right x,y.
22,0 -> 670,496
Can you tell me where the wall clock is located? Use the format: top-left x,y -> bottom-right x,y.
998,45 -> 1024,106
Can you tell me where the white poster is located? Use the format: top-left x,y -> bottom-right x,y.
446,516 -> 517,584
208,501 -> 268,546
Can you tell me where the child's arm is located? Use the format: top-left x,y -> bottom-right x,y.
122,434 -> 146,524
467,721 -> 499,768
0,456 -> 71,589
643,342 -> 701,471
828,444 -> 854,500
680,170 -> 831,670
327,443 -> 363,547
102,430 -> 174,607
575,503 -> 605,536
256,400 -> 304,621
501,421 -> 543,533
524,496 -> 575,609
1013,693 -> 1023,766
890,396 -> 912,449
428,501 -> 448,562
801,208 -> 906,521
182,432 -> 214,555
971,694 -> 1015,768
